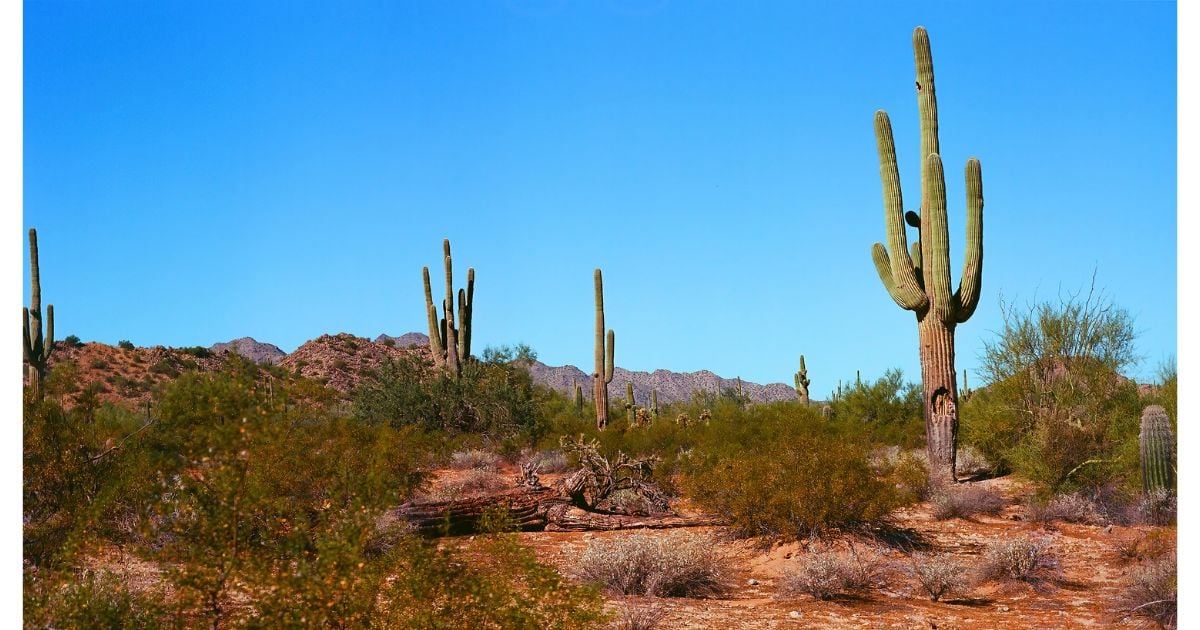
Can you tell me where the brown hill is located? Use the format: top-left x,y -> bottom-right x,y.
278,333 -> 429,395
43,342 -> 226,409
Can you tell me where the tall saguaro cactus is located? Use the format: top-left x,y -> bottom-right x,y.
593,269 -> 615,430
1139,405 -> 1175,493
423,239 -> 474,377
794,355 -> 811,404
23,228 -> 55,400
870,27 -> 984,483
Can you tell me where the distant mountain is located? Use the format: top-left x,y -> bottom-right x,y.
526,361 -> 797,406
374,332 -> 431,348
210,337 -> 287,364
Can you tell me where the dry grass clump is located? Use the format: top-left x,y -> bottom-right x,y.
611,601 -> 669,630
1027,491 -> 1108,525
954,445 -> 992,477
576,531 -> 729,598
978,536 -> 1061,591
1130,488 -> 1176,526
778,545 -> 887,601
929,484 -> 1006,520
422,469 -> 510,501
521,448 -> 570,473
1115,529 -> 1175,564
448,448 -> 502,471
906,552 -> 970,601
1117,555 -> 1176,629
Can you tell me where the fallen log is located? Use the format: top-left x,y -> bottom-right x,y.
389,474 -> 723,536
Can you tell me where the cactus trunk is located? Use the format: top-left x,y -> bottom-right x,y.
1140,405 -> 1175,493
918,314 -> 958,482
593,269 -> 615,429
869,27 -> 983,484
23,228 -> 54,400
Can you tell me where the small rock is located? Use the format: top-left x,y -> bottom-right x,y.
747,578 -> 759,586
996,606 -> 1010,612
1103,524 -> 1113,533
788,611 -> 802,619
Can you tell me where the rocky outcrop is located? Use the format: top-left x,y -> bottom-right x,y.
210,337 -> 286,364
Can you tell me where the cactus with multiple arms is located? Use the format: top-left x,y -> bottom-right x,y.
423,239 -> 474,377
593,269 -> 615,429
870,26 -> 984,483
794,355 -> 811,404
23,228 -> 55,399
1140,405 -> 1175,493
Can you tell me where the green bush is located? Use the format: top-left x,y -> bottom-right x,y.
960,285 -> 1145,493
353,353 -> 549,441
829,368 -> 924,448
681,407 -> 909,538
117,340 -> 135,350
24,568 -> 166,629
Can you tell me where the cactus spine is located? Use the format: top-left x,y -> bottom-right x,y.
423,239 -> 474,377
794,355 -> 811,404
625,382 -> 636,424
593,269 -> 615,429
1139,405 -> 1175,493
870,27 -> 984,483
23,228 -> 55,400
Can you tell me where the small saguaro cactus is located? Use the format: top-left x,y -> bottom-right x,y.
23,228 -> 55,400
423,239 -> 474,377
625,382 -> 636,424
574,379 -> 584,416
593,269 -> 615,430
794,355 -> 811,404
960,369 -> 972,399
869,26 -> 984,483
650,389 -> 659,419
1140,405 -> 1175,494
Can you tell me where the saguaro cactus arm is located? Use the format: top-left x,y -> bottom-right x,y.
954,159 -> 984,322
872,111 -> 928,312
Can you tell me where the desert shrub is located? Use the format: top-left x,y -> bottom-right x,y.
24,568 -> 166,629
1131,488 -> 1177,526
1115,529 -> 1175,564
612,601 -> 668,630
1117,556 -> 1176,629
978,536 -> 1061,591
61,334 -> 83,348
178,345 -> 213,358
869,447 -> 932,502
576,531 -> 729,598
449,448 -> 503,471
683,410 -> 908,538
379,531 -> 609,628
354,352 -> 548,439
955,445 -> 992,477
1027,491 -> 1108,525
422,469 -> 511,501
521,448 -> 570,473
778,545 -> 886,600
117,339 -> 135,350
828,369 -> 925,448
906,552 -> 969,601
89,358 -> 109,369
149,359 -> 178,377
961,283 -> 1144,493
929,484 -> 1006,520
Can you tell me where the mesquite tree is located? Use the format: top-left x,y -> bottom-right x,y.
870,27 -> 984,483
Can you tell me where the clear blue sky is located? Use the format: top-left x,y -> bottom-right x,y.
22,1 -> 1176,391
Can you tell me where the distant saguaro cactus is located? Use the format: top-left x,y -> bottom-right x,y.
23,228 -> 55,400
574,379 -> 584,416
870,27 -> 984,483
794,355 -> 811,404
593,269 -> 615,429
423,239 -> 474,377
625,382 -> 636,424
650,389 -> 659,420
1140,405 -> 1175,493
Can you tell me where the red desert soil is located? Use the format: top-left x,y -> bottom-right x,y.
502,473 -> 1167,629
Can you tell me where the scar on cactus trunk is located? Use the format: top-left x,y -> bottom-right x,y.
870,27 -> 983,484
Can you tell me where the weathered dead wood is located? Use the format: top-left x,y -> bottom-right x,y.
390,474 -> 722,536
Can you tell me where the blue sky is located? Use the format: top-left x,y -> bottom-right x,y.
22,1 -> 1177,390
